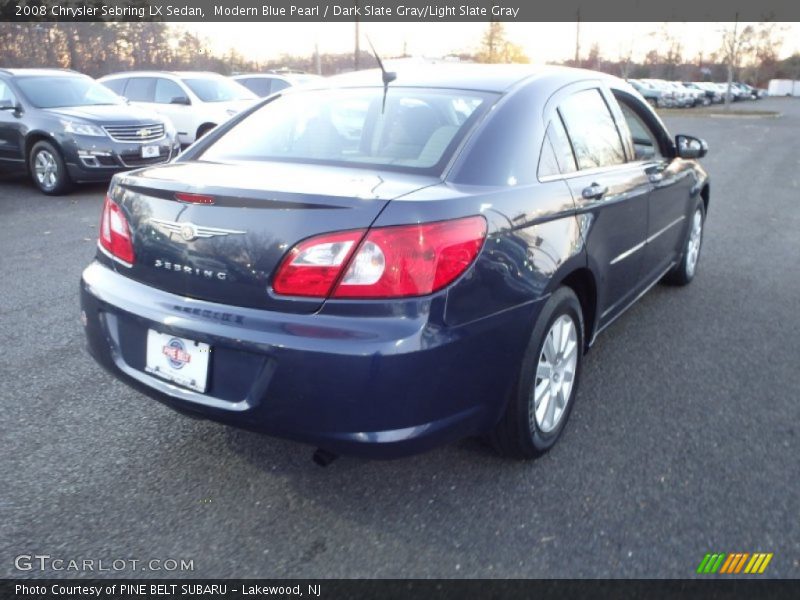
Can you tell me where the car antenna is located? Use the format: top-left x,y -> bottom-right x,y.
366,35 -> 396,113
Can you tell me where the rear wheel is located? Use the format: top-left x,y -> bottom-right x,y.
29,141 -> 71,195
491,287 -> 584,459
663,203 -> 705,286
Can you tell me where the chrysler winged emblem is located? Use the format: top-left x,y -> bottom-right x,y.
150,218 -> 245,242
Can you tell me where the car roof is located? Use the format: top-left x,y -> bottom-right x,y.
101,71 -> 225,79
0,68 -> 84,78
301,64 -> 622,93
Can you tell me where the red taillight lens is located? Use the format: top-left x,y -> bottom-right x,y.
334,216 -> 487,298
272,229 -> 365,297
99,196 -> 135,265
272,216 -> 487,299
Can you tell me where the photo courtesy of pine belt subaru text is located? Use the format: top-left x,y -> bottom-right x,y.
0,69 -> 180,195
80,65 -> 710,460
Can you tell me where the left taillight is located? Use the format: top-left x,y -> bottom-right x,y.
99,195 -> 135,266
272,216 -> 487,299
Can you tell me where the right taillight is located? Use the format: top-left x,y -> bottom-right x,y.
272,216 -> 487,299
99,195 -> 135,265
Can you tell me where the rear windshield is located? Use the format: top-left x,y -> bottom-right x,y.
16,76 -> 123,108
182,77 -> 256,102
200,87 -> 495,175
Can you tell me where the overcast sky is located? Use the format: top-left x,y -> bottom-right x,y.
182,22 -> 800,65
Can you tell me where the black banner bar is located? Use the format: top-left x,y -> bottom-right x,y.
2,0 -> 800,22
4,580 -> 800,600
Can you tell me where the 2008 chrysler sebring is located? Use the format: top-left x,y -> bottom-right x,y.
81,65 -> 709,460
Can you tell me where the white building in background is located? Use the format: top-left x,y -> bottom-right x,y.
768,80 -> 800,96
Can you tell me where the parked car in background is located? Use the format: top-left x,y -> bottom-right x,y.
100,71 -> 258,145
81,65 -> 710,460
231,71 -> 323,98
0,68 -> 179,195
680,82 -> 712,106
626,79 -> 664,108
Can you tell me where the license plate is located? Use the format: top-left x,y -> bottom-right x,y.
141,145 -> 160,158
145,330 -> 210,392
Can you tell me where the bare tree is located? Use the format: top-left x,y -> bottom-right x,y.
719,17 -> 754,109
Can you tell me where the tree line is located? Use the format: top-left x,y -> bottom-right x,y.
1,21 -> 798,86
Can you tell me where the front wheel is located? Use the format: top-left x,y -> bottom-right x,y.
491,287 -> 584,459
663,203 -> 705,286
29,141 -> 71,195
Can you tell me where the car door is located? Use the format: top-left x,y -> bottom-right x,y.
613,92 -> 695,281
547,84 -> 651,328
0,80 -> 25,166
152,77 -> 194,144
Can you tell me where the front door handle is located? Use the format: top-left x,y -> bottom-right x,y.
646,164 -> 666,184
582,183 -> 608,200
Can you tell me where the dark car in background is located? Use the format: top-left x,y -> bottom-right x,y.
0,69 -> 180,195
81,65 -> 709,461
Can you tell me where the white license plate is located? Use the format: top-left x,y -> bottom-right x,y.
141,145 -> 160,158
145,330 -> 210,392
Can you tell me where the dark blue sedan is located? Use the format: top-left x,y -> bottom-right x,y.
81,65 -> 709,461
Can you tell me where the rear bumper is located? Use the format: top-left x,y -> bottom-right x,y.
80,262 -> 539,458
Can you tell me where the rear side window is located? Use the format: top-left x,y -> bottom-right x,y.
271,79 -> 290,93
538,118 -> 578,178
558,89 -> 625,170
102,78 -> 127,96
239,77 -> 273,97
124,78 -> 155,102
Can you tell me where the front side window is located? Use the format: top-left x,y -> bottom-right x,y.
558,89 -> 626,170
16,76 -> 123,109
102,78 -> 126,96
200,87 -> 494,174
181,77 -> 256,102
154,78 -> 186,104
0,81 -> 15,104
618,101 -> 663,161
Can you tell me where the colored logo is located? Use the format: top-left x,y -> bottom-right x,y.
697,552 -> 773,575
163,338 -> 191,369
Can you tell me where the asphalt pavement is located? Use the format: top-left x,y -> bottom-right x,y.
1,98 -> 798,579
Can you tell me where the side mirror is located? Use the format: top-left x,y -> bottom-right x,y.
170,96 -> 191,105
675,134 -> 708,159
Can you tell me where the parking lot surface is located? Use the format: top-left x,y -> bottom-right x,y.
1,98 -> 798,578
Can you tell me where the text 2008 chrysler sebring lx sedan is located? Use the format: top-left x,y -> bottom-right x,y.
81,65 -> 709,461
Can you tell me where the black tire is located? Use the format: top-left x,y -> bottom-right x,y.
491,287 -> 585,459
662,202 -> 706,286
29,140 -> 72,195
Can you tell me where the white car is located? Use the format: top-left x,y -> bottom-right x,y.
231,72 -> 323,98
99,71 -> 258,145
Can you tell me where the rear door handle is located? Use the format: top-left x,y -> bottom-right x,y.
582,183 -> 608,200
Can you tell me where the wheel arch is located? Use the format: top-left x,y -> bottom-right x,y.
554,266 -> 598,352
196,122 -> 217,140
24,131 -> 60,171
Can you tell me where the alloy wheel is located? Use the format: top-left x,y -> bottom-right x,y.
530,314 -> 578,434
685,208 -> 703,278
34,149 -> 58,191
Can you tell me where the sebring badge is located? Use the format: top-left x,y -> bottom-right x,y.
150,218 -> 245,242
